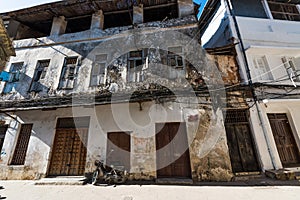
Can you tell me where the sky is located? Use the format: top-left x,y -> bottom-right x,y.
1,0 -> 208,14
0,0 -> 61,13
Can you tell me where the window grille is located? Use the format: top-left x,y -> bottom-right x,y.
10,124 -> 33,165
225,110 -> 249,124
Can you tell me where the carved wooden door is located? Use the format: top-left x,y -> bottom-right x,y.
225,110 -> 259,173
268,114 -> 300,167
48,128 -> 88,176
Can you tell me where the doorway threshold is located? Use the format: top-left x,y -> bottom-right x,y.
156,178 -> 193,185
35,176 -> 87,185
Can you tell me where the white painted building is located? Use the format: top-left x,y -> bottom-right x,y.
199,0 -> 300,174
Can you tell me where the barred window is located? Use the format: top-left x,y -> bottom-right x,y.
10,124 -> 33,165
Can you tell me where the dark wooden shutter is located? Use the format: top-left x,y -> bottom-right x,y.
107,132 -> 131,171
155,122 -> 191,178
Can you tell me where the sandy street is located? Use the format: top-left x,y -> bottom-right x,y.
0,181 -> 300,200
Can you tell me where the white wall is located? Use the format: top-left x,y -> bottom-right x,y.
248,100 -> 300,170
246,53 -> 300,85
237,16 -> 300,49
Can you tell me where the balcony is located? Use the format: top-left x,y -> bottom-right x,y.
236,16 -> 300,49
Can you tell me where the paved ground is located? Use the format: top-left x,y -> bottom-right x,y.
1,180 -> 300,200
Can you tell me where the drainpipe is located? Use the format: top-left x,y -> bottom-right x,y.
225,0 -> 278,170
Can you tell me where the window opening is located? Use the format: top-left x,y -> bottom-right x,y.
127,50 -> 145,82
104,11 -> 132,29
90,54 -> 107,86
65,15 -> 92,33
144,3 -> 178,23
58,57 -> 78,90
282,57 -> 300,82
30,60 -> 50,92
3,62 -> 24,94
10,124 -> 33,165
252,56 -> 273,81
167,46 -> 185,79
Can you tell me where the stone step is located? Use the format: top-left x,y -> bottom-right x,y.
265,169 -> 295,180
34,176 -> 87,185
156,178 -> 193,185
295,172 -> 300,180
233,171 -> 263,181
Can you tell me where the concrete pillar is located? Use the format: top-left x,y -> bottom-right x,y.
90,10 -> 104,30
50,16 -> 67,36
178,0 -> 194,18
133,4 -> 143,25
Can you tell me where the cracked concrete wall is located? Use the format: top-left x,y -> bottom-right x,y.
188,108 -> 233,181
0,16 -> 198,101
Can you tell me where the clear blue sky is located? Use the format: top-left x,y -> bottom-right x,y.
0,0 -> 61,13
0,0 -> 207,14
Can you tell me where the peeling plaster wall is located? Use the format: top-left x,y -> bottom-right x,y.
0,16 -> 198,100
0,100 -> 232,181
208,54 -> 240,85
0,12 -> 234,181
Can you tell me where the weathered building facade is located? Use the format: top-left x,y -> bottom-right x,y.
0,0 -> 244,182
199,0 -> 300,176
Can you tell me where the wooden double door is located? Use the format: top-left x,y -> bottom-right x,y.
268,113 -> 300,167
225,110 -> 259,173
155,122 -> 191,178
48,128 -> 88,176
